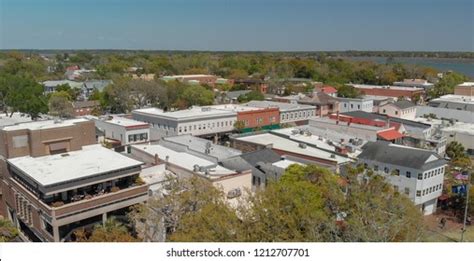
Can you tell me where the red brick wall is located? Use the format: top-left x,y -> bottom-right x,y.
357,88 -> 424,98
237,108 -> 279,128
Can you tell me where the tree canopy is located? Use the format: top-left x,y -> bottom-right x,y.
130,164 -> 425,242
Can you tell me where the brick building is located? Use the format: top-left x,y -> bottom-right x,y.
0,119 -> 148,242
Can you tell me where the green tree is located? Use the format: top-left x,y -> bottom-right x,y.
5,75 -> 48,119
0,218 -> 19,242
233,120 -> 245,132
446,141 -> 466,160
429,72 -> 469,98
48,91 -> 74,118
75,218 -> 137,242
343,167 -> 424,241
180,85 -> 214,106
237,90 -> 264,103
336,85 -> 361,98
55,83 -> 81,101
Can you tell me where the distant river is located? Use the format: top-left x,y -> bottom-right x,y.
345,56 -> 474,79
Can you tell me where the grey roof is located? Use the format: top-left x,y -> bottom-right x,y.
226,90 -> 252,100
244,100 -> 315,111
341,111 -> 430,129
358,141 -> 446,170
83,80 -> 113,92
162,134 -> 241,161
240,148 -> 282,166
219,148 -> 282,178
392,100 -> 416,109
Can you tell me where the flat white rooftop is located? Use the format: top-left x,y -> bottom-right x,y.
209,104 -> 265,112
442,122 -> 474,135
235,133 -> 351,164
0,113 -> 34,128
132,144 -> 236,178
133,107 -> 236,120
432,94 -> 474,104
90,115 -> 149,128
244,100 -> 316,111
8,144 -> 143,187
458,82 -> 474,87
272,159 -> 304,169
2,118 -> 89,131
351,84 -> 424,91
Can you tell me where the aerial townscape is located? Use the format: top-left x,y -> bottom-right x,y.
0,50 -> 472,243
0,1 -> 473,251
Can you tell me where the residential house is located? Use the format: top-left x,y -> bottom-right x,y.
378,100 -> 417,120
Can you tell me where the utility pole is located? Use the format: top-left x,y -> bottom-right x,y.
460,170 -> 471,242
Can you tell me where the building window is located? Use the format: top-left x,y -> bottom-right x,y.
416,190 -> 421,197
418,173 -> 423,180
384,167 -> 389,174
350,104 -> 354,109
404,188 -> 410,195
374,165 -> 379,171
406,171 -> 411,178
383,109 -> 386,113
357,105 -> 360,109
393,185 -> 399,191
394,169 -> 400,176
424,173 -> 428,179
395,111 -> 398,115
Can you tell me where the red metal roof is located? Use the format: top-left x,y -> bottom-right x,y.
377,129 -> 404,141
322,86 -> 337,94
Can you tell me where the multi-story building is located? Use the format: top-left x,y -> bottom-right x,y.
336,97 -> 374,113
337,111 -> 447,155
132,107 -> 237,138
442,122 -> 474,155
209,104 -> 280,132
0,119 -> 148,242
428,94 -> 474,112
89,116 -> 150,145
130,143 -> 251,202
244,100 -> 317,125
378,100 -> 417,120
349,84 -> 425,100
357,141 -> 447,215
454,82 -> 474,96
230,132 -> 352,173
232,79 -> 268,93
298,92 -> 339,116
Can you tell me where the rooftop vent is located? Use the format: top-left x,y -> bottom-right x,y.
298,143 -> 307,149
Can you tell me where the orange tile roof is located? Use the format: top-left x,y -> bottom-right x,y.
377,129 -> 404,141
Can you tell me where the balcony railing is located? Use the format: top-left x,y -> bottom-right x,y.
9,178 -> 148,219
52,184 -> 148,218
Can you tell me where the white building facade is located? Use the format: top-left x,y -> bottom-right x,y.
378,101 -> 417,120
91,116 -> 150,145
337,97 -> 373,113
357,141 -> 447,215
132,107 -> 237,137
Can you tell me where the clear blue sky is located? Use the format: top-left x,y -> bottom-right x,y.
0,0 -> 472,51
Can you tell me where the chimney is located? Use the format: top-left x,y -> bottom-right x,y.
154,154 -> 159,165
